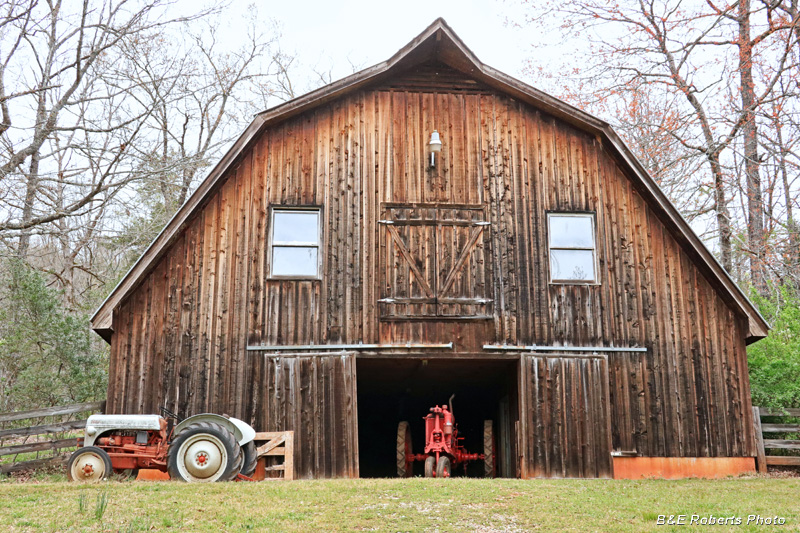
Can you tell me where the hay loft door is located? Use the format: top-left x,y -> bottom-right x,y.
379,205 -> 492,319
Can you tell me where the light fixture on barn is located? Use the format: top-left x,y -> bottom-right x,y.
429,130 -> 442,168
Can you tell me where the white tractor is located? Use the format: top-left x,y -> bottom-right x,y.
66,410 -> 257,483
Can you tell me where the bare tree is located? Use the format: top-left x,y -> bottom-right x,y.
0,0 -> 216,258
0,0 -> 297,309
111,9 -> 296,261
521,0 -> 799,289
758,75 -> 800,285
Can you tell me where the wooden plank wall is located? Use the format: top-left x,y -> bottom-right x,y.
521,355 -> 613,478
254,353 -> 358,479
106,63 -> 756,475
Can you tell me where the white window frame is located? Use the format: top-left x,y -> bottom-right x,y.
547,212 -> 599,285
268,207 -> 322,280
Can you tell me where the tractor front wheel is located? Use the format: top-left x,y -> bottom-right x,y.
167,422 -> 241,482
396,421 -> 413,477
66,446 -> 112,483
436,456 -> 451,478
424,455 -> 435,478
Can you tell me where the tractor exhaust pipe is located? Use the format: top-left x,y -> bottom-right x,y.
449,394 -> 455,415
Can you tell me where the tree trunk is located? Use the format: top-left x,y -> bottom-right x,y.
739,0 -> 766,293
17,150 -> 40,259
709,152 -> 733,271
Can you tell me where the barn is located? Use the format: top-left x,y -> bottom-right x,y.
91,19 -> 769,479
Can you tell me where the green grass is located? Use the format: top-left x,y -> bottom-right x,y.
0,476 -> 797,531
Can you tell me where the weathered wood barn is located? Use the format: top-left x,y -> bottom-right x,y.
91,19 -> 769,479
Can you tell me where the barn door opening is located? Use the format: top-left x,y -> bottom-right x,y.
356,358 -> 519,478
379,205 -> 492,319
520,355 -> 613,478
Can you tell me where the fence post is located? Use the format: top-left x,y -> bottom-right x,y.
284,431 -> 294,481
752,406 -> 767,474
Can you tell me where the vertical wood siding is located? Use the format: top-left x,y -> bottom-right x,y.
105,65 -> 756,477
255,353 -> 358,479
521,356 -> 613,478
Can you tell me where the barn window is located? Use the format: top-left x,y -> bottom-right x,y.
547,213 -> 597,283
269,208 -> 321,278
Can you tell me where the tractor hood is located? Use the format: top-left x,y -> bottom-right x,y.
83,414 -> 164,446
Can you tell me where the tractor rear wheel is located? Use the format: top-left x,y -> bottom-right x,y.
424,456 -> 435,478
167,422 -> 241,482
436,456 -> 451,478
66,446 -> 112,483
396,421 -> 413,477
240,441 -> 258,478
483,420 -> 496,478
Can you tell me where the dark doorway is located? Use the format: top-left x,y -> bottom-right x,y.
356,357 -> 519,478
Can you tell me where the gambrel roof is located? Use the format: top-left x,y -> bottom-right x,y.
91,18 -> 768,343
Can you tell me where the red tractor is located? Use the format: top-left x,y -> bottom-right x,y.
397,395 -> 495,478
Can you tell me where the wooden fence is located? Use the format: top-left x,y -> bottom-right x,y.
253,431 -> 295,481
0,401 -> 105,475
753,406 -> 800,473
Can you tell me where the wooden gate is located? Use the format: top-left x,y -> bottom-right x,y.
259,352 -> 358,479
379,204 -> 491,319
520,355 -> 613,478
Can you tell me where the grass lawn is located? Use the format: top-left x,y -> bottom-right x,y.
0,474 -> 797,532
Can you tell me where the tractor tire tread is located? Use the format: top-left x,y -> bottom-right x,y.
436,456 -> 451,478
396,421 -> 412,478
424,455 -> 435,478
484,420 -> 495,478
240,441 -> 258,478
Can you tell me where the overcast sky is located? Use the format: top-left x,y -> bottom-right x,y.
211,0 -> 543,94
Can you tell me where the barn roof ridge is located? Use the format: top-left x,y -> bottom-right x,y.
90,18 -> 769,343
